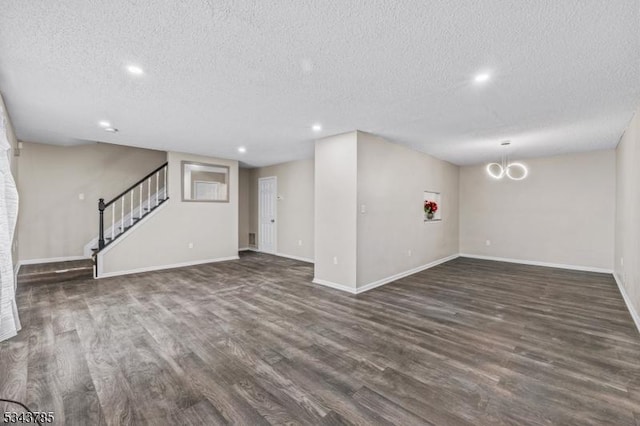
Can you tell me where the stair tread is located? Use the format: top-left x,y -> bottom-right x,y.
19,266 -> 93,276
19,260 -> 93,276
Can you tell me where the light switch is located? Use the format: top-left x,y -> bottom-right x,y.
78,193 -> 85,200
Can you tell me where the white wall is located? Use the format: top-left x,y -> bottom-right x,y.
17,142 -> 166,261
238,168 -> 250,249
460,150 -> 616,271
356,132 -> 459,288
615,106 -> 640,318
248,159 -> 314,261
99,151 -> 238,275
313,131 -> 459,291
314,132 -> 358,289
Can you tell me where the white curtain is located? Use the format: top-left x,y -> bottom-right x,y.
0,104 -> 20,342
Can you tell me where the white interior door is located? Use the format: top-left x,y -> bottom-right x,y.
258,177 -> 277,253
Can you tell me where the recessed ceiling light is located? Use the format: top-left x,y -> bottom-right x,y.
104,127 -> 119,133
474,72 -> 491,83
98,120 -> 111,128
238,146 -> 246,153
126,65 -> 144,75
312,123 -> 322,132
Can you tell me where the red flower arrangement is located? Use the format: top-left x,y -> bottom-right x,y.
424,200 -> 438,214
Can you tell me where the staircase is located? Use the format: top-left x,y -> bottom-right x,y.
15,163 -> 170,285
91,162 -> 169,275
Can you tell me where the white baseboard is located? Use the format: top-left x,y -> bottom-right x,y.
313,253 -> 459,295
357,253 -> 460,294
19,255 -> 89,266
459,253 -> 613,274
244,248 -> 314,264
274,252 -> 314,264
238,247 -> 251,252
312,278 -> 357,294
96,256 -> 240,279
613,273 -> 640,334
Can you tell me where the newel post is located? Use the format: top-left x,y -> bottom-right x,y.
98,198 -> 105,249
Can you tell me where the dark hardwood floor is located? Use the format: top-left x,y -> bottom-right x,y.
17,259 -> 94,286
2,252 -> 640,425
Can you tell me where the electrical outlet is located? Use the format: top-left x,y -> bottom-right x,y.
408,249 -> 412,257
360,204 -> 366,214
298,240 -> 303,246
485,240 -> 491,246
333,256 -> 338,265
78,193 -> 85,200
188,243 -> 194,249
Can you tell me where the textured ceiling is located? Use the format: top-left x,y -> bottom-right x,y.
1,1 -> 639,166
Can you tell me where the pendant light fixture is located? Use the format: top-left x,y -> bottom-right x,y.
486,141 -> 528,181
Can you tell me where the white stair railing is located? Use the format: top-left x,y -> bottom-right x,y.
97,163 -> 168,251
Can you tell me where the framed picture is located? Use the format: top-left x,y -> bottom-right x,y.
423,191 -> 441,222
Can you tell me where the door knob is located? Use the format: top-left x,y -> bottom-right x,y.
270,219 -> 275,223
